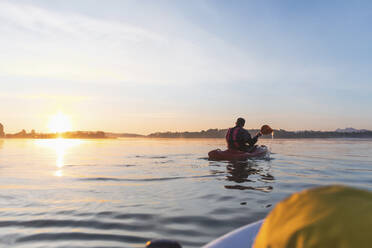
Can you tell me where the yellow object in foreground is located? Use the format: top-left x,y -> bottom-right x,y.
253,185 -> 372,248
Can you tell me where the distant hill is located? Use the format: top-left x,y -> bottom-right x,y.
335,128 -> 370,133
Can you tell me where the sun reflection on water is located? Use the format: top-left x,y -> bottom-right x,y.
54,170 -> 63,177
35,138 -> 84,176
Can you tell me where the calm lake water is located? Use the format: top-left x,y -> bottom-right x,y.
0,138 -> 371,248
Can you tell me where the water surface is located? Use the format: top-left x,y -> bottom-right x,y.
0,138 -> 371,247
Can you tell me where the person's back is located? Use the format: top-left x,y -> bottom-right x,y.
226,118 -> 261,152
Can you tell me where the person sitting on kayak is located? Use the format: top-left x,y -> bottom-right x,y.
226,117 -> 262,152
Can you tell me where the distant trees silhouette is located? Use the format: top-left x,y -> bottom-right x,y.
0,123 -> 4,137
1,121 -> 371,139
147,128 -> 372,139
0,123 -> 107,139
4,129 -> 107,139
147,129 -> 226,138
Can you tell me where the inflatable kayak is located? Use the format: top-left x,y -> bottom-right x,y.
208,146 -> 269,161
202,219 -> 263,248
146,220 -> 263,248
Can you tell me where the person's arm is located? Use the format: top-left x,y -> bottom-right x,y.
243,130 -> 262,146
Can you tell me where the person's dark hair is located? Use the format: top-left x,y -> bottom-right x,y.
236,117 -> 245,127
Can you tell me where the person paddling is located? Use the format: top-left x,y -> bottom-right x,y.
226,117 -> 262,152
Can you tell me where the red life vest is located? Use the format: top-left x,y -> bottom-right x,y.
226,127 -> 241,150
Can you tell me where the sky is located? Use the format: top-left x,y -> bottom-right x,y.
1,0 -> 371,134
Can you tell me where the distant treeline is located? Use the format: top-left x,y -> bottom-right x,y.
269,129 -> 372,139
2,125 -> 372,140
148,129 -> 227,138
4,130 -> 107,139
105,132 -> 144,138
146,129 -> 372,139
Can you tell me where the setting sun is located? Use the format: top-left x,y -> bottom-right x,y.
48,112 -> 72,133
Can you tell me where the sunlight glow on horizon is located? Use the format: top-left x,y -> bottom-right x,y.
48,112 -> 72,133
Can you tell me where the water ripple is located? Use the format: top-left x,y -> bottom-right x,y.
0,219 -> 150,231
16,232 -> 147,243
79,174 -> 222,182
1,138 -> 371,248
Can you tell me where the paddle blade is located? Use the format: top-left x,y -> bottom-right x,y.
261,125 -> 273,135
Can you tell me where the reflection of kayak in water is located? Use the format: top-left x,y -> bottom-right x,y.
202,219 -> 263,248
208,146 -> 268,161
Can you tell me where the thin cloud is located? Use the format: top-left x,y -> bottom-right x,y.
0,0 -> 295,85
0,1 -> 164,42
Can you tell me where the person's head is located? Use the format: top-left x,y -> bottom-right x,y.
236,117 -> 245,127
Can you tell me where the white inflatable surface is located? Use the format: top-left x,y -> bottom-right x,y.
202,219 -> 263,248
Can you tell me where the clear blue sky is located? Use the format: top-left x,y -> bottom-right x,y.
1,0 -> 371,134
